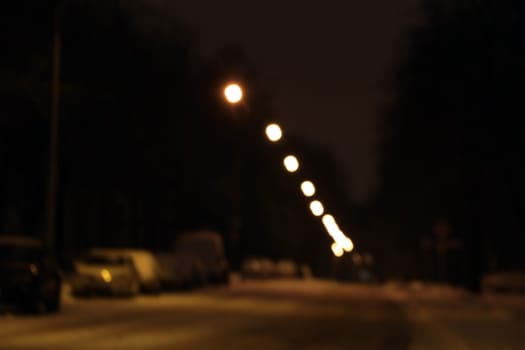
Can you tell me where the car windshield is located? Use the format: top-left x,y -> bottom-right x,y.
80,255 -> 128,266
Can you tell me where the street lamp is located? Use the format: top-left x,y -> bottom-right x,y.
309,200 -> 325,217
322,214 -> 354,253
341,237 -> 354,253
265,123 -> 283,142
322,214 -> 338,233
224,83 -> 243,104
283,155 -> 300,173
301,181 -> 316,197
331,243 -> 344,258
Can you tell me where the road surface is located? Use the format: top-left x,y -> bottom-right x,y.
1,279 -> 524,349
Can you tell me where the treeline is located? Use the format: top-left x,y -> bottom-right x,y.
367,0 -> 525,289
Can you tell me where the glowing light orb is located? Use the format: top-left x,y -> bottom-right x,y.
309,200 -> 325,217
224,83 -> 243,104
331,243 -> 344,257
301,181 -> 316,197
265,123 -> 283,142
283,155 -> 300,173
100,269 -> 112,283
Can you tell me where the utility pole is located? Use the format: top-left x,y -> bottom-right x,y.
46,2 -> 62,253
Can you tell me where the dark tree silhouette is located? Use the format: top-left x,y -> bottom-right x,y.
375,0 -> 525,290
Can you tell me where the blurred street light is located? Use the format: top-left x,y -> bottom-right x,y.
265,123 -> 283,142
322,214 -> 354,253
100,269 -> 112,283
341,237 -> 354,253
283,155 -> 300,173
301,181 -> 316,197
220,81 -> 356,262
331,243 -> 344,258
224,83 -> 243,104
309,200 -> 325,217
322,214 -> 338,233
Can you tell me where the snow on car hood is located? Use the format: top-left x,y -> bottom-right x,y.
75,262 -> 132,279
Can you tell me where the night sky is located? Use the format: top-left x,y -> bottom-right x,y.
175,0 -> 422,203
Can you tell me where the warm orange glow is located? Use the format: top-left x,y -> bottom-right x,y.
341,237 -> 354,252
331,243 -> 344,257
352,252 -> 363,265
283,155 -> 300,173
322,214 -> 354,252
301,181 -> 316,197
265,123 -> 283,142
309,200 -> 325,217
224,83 -> 243,104
322,214 -> 338,233
29,264 -> 39,276
100,269 -> 112,283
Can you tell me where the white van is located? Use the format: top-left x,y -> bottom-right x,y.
174,231 -> 229,285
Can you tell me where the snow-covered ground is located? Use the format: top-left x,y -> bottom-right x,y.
2,278 -> 525,350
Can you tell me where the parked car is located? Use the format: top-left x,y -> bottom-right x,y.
274,259 -> 300,278
482,271 -> 525,293
0,235 -> 62,313
156,253 -> 185,290
174,230 -> 229,285
241,257 -> 275,279
156,253 -> 207,289
71,252 -> 140,297
87,248 -> 162,293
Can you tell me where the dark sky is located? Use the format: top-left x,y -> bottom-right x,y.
174,0 -> 422,203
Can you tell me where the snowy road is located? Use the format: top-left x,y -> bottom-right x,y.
1,280 -> 524,349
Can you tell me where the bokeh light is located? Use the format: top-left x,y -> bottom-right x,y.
100,269 -> 112,283
309,200 -> 325,217
265,123 -> 283,142
283,155 -> 300,173
331,243 -> 344,257
301,181 -> 316,197
224,83 -> 243,104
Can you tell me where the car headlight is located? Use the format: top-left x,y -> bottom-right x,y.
100,269 -> 112,283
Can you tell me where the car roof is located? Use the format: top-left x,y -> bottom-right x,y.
0,235 -> 43,248
89,248 -> 153,257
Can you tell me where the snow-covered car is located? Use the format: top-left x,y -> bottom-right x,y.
71,253 -> 140,297
156,253 -> 185,290
0,235 -> 62,313
482,271 -> 525,293
87,248 -> 162,293
274,259 -> 300,278
174,231 -> 229,285
241,257 -> 275,279
156,253 -> 207,289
